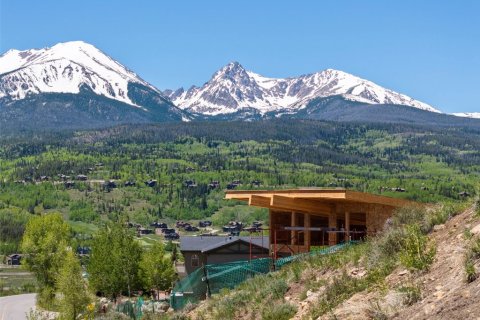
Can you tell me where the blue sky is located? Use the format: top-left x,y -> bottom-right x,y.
1,0 -> 479,113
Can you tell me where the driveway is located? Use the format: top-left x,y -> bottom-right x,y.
0,293 -> 36,320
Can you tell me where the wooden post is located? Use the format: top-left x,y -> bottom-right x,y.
329,209 -> 337,245
269,209 -> 273,254
291,211 -> 296,246
345,211 -> 350,242
304,213 -> 311,252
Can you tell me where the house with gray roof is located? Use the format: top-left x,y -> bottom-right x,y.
180,236 -> 269,274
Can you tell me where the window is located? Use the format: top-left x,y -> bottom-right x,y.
191,254 -> 199,267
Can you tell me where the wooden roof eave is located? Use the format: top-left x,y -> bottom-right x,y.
225,189 -> 416,209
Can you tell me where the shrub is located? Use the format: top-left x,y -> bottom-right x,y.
367,301 -> 388,320
465,260 -> 477,283
464,228 -> 473,240
265,278 -> 289,300
397,284 -> 422,305
423,203 -> 460,232
399,224 -> 436,271
392,206 -> 426,228
475,197 -> 480,217
309,272 -> 366,318
213,294 -> 241,320
261,302 -> 297,320
377,228 -> 405,258
464,236 -> 480,283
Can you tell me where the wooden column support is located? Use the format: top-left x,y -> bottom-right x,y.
304,213 -> 311,251
345,211 -> 350,242
328,209 -> 337,245
291,211 -> 296,245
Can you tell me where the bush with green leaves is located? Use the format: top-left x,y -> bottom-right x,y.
399,224 -> 436,271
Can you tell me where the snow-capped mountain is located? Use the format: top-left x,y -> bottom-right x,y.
0,41 -> 187,130
0,41 -> 159,107
164,62 -> 439,116
1,42 -> 477,131
452,112 -> 480,119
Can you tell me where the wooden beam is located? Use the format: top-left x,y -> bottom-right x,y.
249,195 -> 332,217
225,188 -> 419,208
225,188 -> 347,195
270,195 -> 333,214
249,195 -> 271,207
224,193 -> 249,201
345,190 -> 414,207
226,189 -> 348,201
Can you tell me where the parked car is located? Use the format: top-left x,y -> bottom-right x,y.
199,220 -> 212,227
164,232 -> 180,240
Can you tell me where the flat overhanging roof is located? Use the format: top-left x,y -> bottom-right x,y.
225,188 -> 415,212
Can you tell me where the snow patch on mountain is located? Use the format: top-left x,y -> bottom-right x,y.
166,62 -> 440,115
451,112 -> 480,119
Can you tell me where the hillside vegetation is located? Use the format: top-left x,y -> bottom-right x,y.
184,200 -> 479,320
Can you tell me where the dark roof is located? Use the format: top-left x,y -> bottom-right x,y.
180,236 -> 269,253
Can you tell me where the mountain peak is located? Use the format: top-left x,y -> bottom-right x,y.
49,40 -> 100,54
215,61 -> 246,76
166,63 -> 440,116
210,61 -> 251,86
0,40 -> 162,106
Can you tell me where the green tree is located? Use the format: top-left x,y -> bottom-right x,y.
139,242 -> 177,299
57,250 -> 91,320
20,213 -> 70,307
88,223 -> 142,300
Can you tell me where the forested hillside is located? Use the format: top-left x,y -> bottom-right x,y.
0,120 -> 479,257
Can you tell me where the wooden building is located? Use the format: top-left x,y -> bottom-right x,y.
225,189 -> 415,257
180,236 -> 269,274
